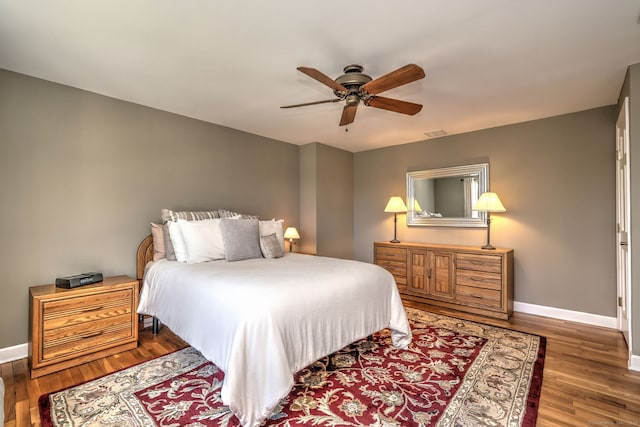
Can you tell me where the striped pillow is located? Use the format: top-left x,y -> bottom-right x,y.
218,209 -> 259,219
161,208 -> 220,224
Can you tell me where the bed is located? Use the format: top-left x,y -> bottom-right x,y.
135,234 -> 412,427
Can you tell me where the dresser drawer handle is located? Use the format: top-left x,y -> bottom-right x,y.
83,306 -> 105,313
83,331 -> 104,339
471,261 -> 484,265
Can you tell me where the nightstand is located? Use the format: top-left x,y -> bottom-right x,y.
29,275 -> 139,378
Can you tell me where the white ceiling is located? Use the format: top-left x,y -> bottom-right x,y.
1,1 -> 639,152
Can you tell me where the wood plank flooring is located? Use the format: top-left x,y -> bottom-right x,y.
2,302 -> 640,426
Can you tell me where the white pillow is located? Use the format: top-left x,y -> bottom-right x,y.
168,221 -> 187,262
259,219 -> 285,254
178,218 -> 226,263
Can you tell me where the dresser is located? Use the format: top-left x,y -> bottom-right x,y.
374,242 -> 514,319
29,275 -> 139,378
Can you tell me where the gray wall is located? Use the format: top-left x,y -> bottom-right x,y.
299,144 -> 318,255
619,63 -> 640,356
0,69 -> 300,348
299,143 -> 354,259
354,106 -> 617,317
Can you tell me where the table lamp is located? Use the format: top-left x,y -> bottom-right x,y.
472,192 -> 506,250
384,196 -> 407,243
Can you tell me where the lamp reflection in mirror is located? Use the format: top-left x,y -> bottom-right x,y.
384,196 -> 408,243
472,192 -> 506,250
284,227 -> 300,252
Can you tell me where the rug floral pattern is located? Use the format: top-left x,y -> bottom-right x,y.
41,308 -> 545,427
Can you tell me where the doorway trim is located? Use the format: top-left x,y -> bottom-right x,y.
616,96 -> 632,367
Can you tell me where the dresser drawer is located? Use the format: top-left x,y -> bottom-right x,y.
455,284 -> 502,309
456,253 -> 502,273
376,259 -> 407,278
375,245 -> 407,263
456,270 -> 502,290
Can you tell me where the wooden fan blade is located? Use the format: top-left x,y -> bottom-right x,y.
281,99 -> 341,109
362,64 -> 425,95
367,96 -> 423,115
297,67 -> 348,92
339,105 -> 357,126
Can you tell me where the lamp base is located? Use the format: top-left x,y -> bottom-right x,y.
390,239 -> 400,244
481,244 -> 496,250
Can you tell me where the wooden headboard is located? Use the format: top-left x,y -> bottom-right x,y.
136,235 -> 154,281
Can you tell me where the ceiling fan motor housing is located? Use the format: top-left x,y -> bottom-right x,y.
333,64 -> 372,97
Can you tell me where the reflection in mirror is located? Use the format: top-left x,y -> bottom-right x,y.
406,163 -> 488,227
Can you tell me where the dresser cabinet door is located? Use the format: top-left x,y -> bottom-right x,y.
408,249 -> 454,300
407,249 -> 428,295
427,250 -> 454,300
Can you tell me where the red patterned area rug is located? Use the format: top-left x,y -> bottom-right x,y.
40,308 -> 545,426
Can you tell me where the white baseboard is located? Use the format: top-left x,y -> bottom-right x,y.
513,301 -> 618,329
630,354 -> 640,372
0,343 -> 28,364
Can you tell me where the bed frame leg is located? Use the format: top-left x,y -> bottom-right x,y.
152,317 -> 160,335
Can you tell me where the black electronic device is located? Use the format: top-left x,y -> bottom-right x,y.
55,272 -> 104,288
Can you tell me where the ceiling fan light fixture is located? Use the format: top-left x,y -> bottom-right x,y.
345,93 -> 360,106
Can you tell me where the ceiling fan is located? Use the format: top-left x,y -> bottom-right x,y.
281,63 -> 425,126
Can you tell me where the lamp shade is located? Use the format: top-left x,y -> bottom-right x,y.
413,199 -> 423,212
473,192 -> 506,212
384,196 -> 408,213
284,227 -> 300,240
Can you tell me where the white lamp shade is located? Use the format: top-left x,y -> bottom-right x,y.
284,227 -> 300,240
413,199 -> 422,212
384,196 -> 408,213
473,192 -> 506,212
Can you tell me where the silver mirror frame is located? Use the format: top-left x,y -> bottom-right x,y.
406,163 -> 489,227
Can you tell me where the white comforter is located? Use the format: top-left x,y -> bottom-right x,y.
137,253 -> 412,427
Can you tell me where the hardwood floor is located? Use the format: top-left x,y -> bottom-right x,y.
2,303 -> 640,426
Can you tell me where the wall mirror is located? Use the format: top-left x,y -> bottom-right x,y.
406,163 -> 488,227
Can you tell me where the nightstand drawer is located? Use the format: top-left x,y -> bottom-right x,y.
43,289 -> 133,330
43,315 -> 133,360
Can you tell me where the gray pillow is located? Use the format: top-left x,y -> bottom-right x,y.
260,233 -> 284,259
219,218 -> 262,261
